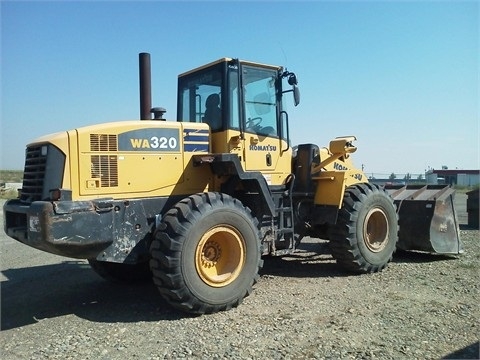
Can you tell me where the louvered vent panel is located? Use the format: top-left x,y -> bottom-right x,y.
90,134 -> 118,188
90,134 -> 118,151
91,155 -> 118,187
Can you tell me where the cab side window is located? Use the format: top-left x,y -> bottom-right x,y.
178,68 -> 223,132
203,93 -> 222,131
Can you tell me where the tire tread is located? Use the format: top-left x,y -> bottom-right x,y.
150,192 -> 262,314
329,183 -> 398,273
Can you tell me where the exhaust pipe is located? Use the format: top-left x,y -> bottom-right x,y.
139,52 -> 152,120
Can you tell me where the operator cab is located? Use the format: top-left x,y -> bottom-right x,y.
177,58 -> 299,184
177,58 -> 299,133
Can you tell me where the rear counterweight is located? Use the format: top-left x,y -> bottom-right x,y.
3,196 -> 179,262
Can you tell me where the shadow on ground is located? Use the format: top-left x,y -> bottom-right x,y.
442,342 -> 480,359
392,249 -> 458,264
1,262 -> 188,331
1,238 -> 467,331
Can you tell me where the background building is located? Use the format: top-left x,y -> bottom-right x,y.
425,169 -> 480,186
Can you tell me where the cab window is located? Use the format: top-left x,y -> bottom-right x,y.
178,67 -> 223,131
242,66 -> 278,137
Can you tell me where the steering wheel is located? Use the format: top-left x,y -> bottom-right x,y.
246,117 -> 262,128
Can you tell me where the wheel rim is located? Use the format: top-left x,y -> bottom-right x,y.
363,208 -> 389,252
195,225 -> 246,287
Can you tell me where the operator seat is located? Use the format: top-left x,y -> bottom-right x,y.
203,94 -> 222,131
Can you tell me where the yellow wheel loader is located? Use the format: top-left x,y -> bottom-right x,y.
3,53 -> 462,314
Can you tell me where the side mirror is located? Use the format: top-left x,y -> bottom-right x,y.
293,85 -> 300,106
287,73 -> 298,86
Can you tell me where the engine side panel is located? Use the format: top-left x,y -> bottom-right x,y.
72,121 -> 212,199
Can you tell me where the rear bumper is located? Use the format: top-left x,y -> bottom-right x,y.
3,199 -> 114,259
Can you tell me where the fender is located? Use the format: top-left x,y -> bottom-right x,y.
192,153 -> 276,216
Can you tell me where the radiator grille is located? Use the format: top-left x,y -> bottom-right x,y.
20,145 -> 47,202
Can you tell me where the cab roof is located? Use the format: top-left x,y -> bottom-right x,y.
178,58 -> 282,77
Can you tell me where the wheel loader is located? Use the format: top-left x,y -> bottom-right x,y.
3,53 -> 463,314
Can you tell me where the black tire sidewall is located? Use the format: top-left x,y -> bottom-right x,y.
180,204 -> 260,305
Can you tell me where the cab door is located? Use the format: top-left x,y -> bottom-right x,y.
241,65 -> 291,185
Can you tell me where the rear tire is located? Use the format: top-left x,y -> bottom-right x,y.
150,192 -> 262,314
328,183 -> 398,273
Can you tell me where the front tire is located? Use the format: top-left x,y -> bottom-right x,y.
328,183 -> 398,273
150,192 -> 262,314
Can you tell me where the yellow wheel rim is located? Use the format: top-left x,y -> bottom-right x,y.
363,208 -> 389,252
195,225 -> 246,287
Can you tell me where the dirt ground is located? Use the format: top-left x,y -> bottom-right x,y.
1,193 -> 478,359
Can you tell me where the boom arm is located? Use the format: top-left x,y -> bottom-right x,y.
311,136 -> 367,208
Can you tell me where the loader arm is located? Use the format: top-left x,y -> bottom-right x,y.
312,136 -> 358,175
311,136 -> 367,208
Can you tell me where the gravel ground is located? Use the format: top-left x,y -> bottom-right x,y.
1,193 -> 479,359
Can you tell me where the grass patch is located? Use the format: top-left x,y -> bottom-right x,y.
454,185 -> 479,194
0,170 -> 23,183
1,170 -> 23,199
1,188 -> 19,199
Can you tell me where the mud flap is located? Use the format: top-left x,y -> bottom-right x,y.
384,185 -> 463,254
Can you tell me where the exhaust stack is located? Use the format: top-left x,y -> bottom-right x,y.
139,52 -> 152,120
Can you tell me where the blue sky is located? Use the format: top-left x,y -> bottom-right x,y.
1,0 -> 478,176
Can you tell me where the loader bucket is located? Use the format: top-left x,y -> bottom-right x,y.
384,185 -> 463,254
